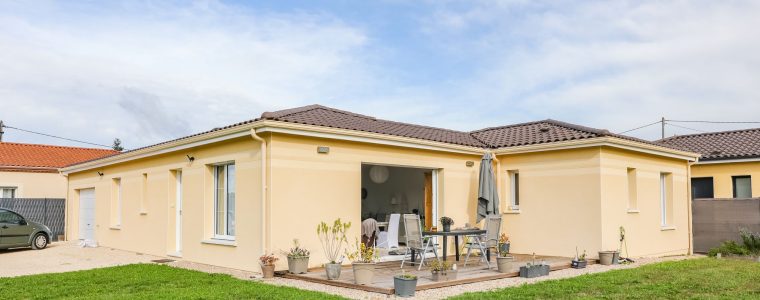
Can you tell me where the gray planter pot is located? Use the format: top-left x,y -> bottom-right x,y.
287,256 -> 309,274
598,251 -> 619,265
324,263 -> 342,280
352,262 -> 376,285
496,256 -> 514,273
442,224 -> 451,232
571,260 -> 587,269
430,270 -> 457,281
519,265 -> 549,278
393,276 -> 418,297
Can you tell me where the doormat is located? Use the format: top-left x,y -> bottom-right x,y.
151,259 -> 176,264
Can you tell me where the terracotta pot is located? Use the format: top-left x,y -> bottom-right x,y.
287,256 -> 309,274
260,264 -> 275,279
352,262 -> 376,285
496,256 -> 513,273
324,263 -> 342,280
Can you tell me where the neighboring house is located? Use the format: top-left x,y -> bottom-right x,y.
0,142 -> 118,198
658,128 -> 760,199
61,105 -> 699,272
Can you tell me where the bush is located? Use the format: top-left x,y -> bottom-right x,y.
739,228 -> 760,254
707,240 -> 749,257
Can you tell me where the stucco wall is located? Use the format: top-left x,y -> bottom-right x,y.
691,161 -> 760,198
66,137 -> 264,272
498,148 -> 603,259
599,147 -> 690,257
267,133 -> 481,268
0,171 -> 67,198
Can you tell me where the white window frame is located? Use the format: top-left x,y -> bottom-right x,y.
114,178 -> 122,227
509,170 -> 520,210
0,187 -> 17,199
213,163 -> 235,240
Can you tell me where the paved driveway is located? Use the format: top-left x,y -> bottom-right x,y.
0,241 -> 161,278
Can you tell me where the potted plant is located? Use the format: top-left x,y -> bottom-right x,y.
429,259 -> 457,281
440,216 -> 454,232
345,238 -> 378,285
393,272 -> 418,297
496,236 -> 513,273
498,233 -> 510,254
316,219 -> 351,280
285,239 -> 310,274
598,250 -> 619,265
571,247 -> 587,269
519,253 -> 549,278
259,253 -> 279,279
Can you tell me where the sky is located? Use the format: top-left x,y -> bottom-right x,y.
1,0 -> 760,150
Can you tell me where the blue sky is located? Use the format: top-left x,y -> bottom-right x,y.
1,1 -> 760,149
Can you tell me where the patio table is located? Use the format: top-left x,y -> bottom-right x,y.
419,229 -> 487,262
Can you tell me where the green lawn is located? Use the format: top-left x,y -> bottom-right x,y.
0,264 -> 345,300
452,258 -> 760,299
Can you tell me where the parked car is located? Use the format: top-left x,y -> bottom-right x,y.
0,208 -> 53,250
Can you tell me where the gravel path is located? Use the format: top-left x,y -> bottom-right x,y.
0,241 -> 161,278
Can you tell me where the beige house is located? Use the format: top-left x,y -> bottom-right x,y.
0,142 -> 117,199
61,105 -> 699,272
658,128 -> 760,199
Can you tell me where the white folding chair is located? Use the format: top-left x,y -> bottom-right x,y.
463,215 -> 502,268
400,214 -> 439,270
377,213 -> 400,250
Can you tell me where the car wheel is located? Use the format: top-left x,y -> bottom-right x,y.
31,233 -> 48,250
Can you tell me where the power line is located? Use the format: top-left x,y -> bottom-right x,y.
665,122 -> 708,133
667,120 -> 760,124
2,124 -> 114,149
617,120 -> 662,134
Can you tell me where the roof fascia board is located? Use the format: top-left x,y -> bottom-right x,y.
493,137 -> 699,161
255,121 -> 485,155
696,158 -> 760,165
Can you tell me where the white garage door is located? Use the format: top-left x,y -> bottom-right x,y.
79,188 -> 96,241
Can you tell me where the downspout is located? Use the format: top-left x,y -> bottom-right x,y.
686,157 -> 698,255
250,129 -> 268,254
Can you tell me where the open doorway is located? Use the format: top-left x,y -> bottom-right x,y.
361,164 -> 437,261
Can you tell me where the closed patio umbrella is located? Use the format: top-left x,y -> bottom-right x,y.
477,153 -> 500,223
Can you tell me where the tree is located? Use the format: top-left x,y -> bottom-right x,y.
112,138 -> 124,151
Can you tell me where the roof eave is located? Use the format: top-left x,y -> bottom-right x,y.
492,136 -> 701,161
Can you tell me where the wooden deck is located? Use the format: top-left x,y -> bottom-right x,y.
282,253 -> 594,295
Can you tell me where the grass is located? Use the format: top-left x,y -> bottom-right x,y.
0,264 -> 346,300
451,258 -> 760,299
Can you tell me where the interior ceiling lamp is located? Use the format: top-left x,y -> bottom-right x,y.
369,165 -> 390,184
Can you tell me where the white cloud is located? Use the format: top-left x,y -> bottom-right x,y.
0,1 -> 370,148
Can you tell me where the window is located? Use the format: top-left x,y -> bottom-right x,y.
112,178 -> 122,227
691,177 -> 714,199
214,164 -> 236,238
733,176 -> 752,198
509,170 -> 519,209
660,173 -> 673,227
0,209 -> 23,223
140,173 -> 148,213
627,168 -> 637,210
0,187 -> 16,199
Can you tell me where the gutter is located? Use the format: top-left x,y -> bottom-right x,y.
250,129 -> 268,255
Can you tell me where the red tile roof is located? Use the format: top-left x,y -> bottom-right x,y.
657,128 -> 760,161
0,142 -> 119,172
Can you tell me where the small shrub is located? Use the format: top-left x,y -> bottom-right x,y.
739,228 -> 760,254
707,240 -> 749,257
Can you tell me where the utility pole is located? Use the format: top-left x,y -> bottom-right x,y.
661,117 -> 665,139
0,120 -> 4,142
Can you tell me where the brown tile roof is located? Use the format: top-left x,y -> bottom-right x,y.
65,104 -> 691,169
0,142 -> 119,172
260,105 -> 488,147
656,128 -> 760,161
